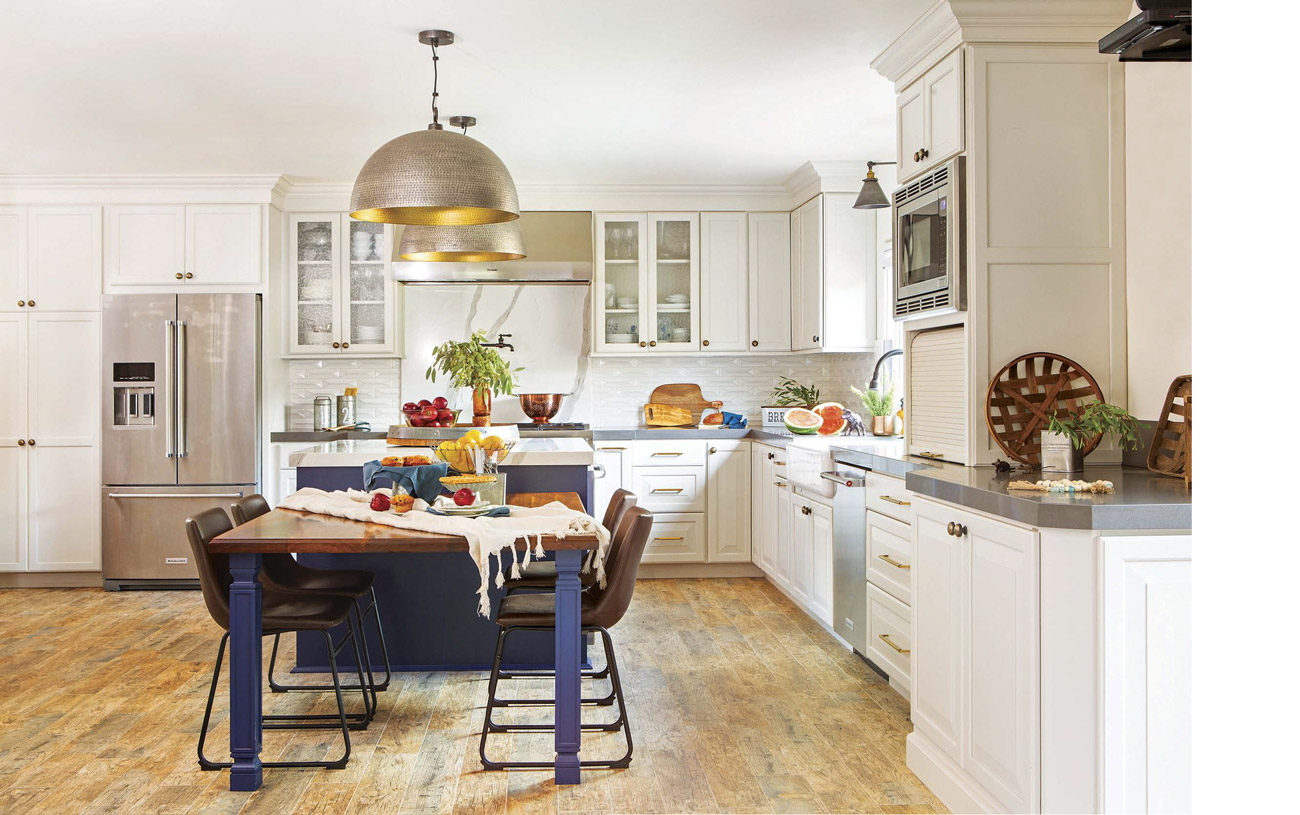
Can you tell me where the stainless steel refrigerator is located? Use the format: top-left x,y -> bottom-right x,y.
101,294 -> 261,589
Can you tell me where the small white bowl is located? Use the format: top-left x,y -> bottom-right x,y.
616,298 -> 637,309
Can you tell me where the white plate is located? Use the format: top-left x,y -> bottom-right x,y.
438,503 -> 500,516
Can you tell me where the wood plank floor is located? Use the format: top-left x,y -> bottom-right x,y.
0,578 -> 946,814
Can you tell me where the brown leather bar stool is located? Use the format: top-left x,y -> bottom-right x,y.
187,507 -> 369,771
479,505 -> 654,771
231,494 -> 392,698
503,488 -> 636,594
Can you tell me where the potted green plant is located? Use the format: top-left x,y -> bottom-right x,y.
851,380 -> 896,436
770,377 -> 821,408
427,330 -> 523,427
1042,402 -> 1141,472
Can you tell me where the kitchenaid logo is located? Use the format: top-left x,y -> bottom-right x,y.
165,557 -> 189,565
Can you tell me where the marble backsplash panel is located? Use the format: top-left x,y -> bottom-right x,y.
588,352 -> 883,427
287,358 -> 402,430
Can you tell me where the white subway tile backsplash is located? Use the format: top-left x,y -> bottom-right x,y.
287,358 -> 402,430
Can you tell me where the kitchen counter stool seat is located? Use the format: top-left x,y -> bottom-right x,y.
232,494 -> 393,696
187,508 -> 371,772
480,506 -> 654,771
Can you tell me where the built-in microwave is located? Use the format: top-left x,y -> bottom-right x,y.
894,157 -> 965,320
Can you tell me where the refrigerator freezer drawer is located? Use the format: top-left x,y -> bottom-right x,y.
102,485 -> 254,582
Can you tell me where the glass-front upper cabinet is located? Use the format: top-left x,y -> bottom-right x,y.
288,213 -> 398,357
593,212 -> 698,353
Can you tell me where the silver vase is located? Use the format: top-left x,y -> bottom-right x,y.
1041,431 -> 1085,473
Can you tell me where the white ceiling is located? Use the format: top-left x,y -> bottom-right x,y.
0,0 -> 924,186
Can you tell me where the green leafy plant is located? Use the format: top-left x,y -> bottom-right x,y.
851,380 -> 896,417
1046,402 -> 1141,451
426,330 -> 523,396
770,377 -> 821,407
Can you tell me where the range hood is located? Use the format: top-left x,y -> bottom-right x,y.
1100,1 -> 1191,62
393,211 -> 593,285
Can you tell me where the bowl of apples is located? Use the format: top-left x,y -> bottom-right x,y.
403,397 -> 460,428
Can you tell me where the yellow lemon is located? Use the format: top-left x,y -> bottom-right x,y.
461,429 -> 483,445
482,435 -> 504,451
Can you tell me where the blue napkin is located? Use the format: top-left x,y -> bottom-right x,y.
426,505 -> 511,518
721,411 -> 748,428
362,460 -> 449,504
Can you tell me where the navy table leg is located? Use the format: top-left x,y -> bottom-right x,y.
553,548 -> 582,784
228,552 -> 264,791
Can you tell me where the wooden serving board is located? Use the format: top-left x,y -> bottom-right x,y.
646,384 -> 723,425
643,403 -> 694,427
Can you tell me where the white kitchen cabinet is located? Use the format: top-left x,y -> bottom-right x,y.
866,582 -> 912,697
699,212 -> 748,352
277,469 -> 298,507
867,509 -> 913,605
747,212 -> 791,352
632,465 -> 706,513
594,213 -> 648,352
912,502 -> 965,765
592,442 -> 631,521
0,445 -> 26,570
641,512 -> 706,564
897,48 -> 965,183
706,440 -> 750,562
648,213 -> 700,350
774,478 -> 793,590
594,212 -> 699,352
1,207 -> 102,312
789,494 -> 833,625
107,204 -> 261,289
751,443 -> 784,572
28,445 -> 100,571
791,193 -> 875,352
287,213 -> 398,357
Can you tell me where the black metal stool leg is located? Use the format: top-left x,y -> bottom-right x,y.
364,588 -> 393,691
265,609 -> 379,702
478,627 -> 509,770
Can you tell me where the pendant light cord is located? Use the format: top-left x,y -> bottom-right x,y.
429,42 -> 441,128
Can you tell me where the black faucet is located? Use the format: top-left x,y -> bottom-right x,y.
477,333 -> 515,352
868,348 -> 903,389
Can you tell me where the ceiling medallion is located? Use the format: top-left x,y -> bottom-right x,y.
350,30 -> 520,226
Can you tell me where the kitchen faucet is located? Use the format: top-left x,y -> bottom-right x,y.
868,348 -> 903,390
477,333 -> 515,352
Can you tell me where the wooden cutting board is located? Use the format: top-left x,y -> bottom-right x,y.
643,404 -> 694,427
646,384 -> 723,425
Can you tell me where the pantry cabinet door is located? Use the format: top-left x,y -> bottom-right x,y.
28,206 -> 102,311
706,440 -> 751,562
0,207 -> 27,312
747,212 -> 791,352
28,444 -> 100,571
0,313 -> 26,447
699,212 -> 747,352
28,312 -> 100,447
964,510 -> 1039,814
793,196 -> 823,351
911,499 -> 965,765
106,205 -> 185,287
186,204 -> 262,286
0,445 -> 26,571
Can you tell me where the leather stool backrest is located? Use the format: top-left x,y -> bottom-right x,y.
601,488 -> 636,534
185,507 -> 236,631
230,494 -> 272,525
586,506 -> 654,629
230,494 -> 303,588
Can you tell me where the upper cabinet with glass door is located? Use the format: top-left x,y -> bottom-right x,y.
593,212 -> 698,353
648,213 -> 699,351
287,213 -> 399,357
594,214 -> 648,352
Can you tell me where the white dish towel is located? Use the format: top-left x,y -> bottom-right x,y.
278,487 -> 611,616
785,437 -> 836,499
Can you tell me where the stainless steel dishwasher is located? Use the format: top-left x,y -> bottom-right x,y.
824,465 -> 867,653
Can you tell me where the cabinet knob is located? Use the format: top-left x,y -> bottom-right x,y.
27,301 -> 34,308
709,446 -> 717,454
649,340 -> 657,347
913,151 -> 920,162
332,342 -> 341,349
802,505 -> 812,515
17,439 -> 25,446
921,148 -> 930,159
702,340 -> 709,347
27,439 -> 35,447
767,452 -> 774,460
751,340 -> 758,347
341,342 -> 350,349
639,341 -> 647,348
17,300 -> 24,307
813,335 -> 820,343
176,273 -> 184,280
185,272 -> 194,279
947,521 -> 966,538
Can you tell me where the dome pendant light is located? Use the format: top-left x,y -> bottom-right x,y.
350,30 -> 520,226
398,117 -> 527,261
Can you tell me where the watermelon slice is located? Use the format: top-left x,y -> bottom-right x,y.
784,407 -> 823,435
813,402 -> 847,436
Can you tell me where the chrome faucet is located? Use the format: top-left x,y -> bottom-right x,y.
477,333 -> 515,352
868,349 -> 903,389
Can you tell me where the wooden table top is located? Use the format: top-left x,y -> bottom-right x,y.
209,491 -> 597,554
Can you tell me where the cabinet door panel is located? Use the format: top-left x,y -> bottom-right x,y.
0,313 -> 27,445
747,212 -> 791,352
775,483 -> 792,589
641,513 -> 705,564
341,219 -> 395,354
706,441 -> 751,562
897,81 -> 926,182
0,446 -> 26,571
594,213 -> 649,352
965,512 -> 1039,813
794,197 -> 823,350
593,447 -> 626,523
0,207 -> 27,312
912,501 -> 964,763
289,214 -> 340,354
187,204 -> 261,285
647,213 -> 699,350
821,193 -> 874,351
28,313 -> 99,447
790,500 -> 813,604
925,49 -> 964,166
107,205 -> 185,287
28,207 -> 102,311
700,212 -> 747,352
808,501 -> 834,623
867,509 -> 912,605
29,445 -> 100,571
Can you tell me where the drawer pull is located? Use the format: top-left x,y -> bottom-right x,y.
654,535 -> 685,542
598,446 -> 627,451
651,488 -> 684,494
774,460 -> 787,466
880,495 -> 911,506
651,452 -> 684,457
878,634 -> 911,655
877,554 -> 911,570
774,481 -> 788,487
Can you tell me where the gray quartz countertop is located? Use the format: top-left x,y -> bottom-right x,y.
270,430 -> 388,443
594,427 -> 768,441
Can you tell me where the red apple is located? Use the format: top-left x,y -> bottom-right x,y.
369,493 -> 391,511
418,399 -> 432,408
453,488 -> 476,507
432,396 -> 449,410
402,401 -> 418,411
436,409 -> 453,422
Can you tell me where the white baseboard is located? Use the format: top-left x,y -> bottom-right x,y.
907,731 -> 1003,814
637,562 -> 765,579
0,571 -> 102,589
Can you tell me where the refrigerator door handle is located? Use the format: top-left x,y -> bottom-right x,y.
107,492 -> 247,499
176,320 -> 188,458
164,320 -> 176,459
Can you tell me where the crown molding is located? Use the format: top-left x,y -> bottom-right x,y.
0,174 -> 287,205
872,1 -> 962,84
783,160 -> 871,206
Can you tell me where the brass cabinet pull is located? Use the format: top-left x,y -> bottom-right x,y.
702,340 -> 710,347
947,521 -> 967,538
649,340 -> 657,347
878,633 -> 910,654
801,505 -> 812,515
651,488 -> 684,494
185,272 -> 193,279
880,495 -> 911,506
654,536 -> 685,542
878,554 -> 911,570
175,273 -> 184,280
598,446 -> 627,451
639,341 -> 647,347
709,446 -> 717,454
332,342 -> 341,349
767,452 -> 774,460
812,335 -> 820,343
774,481 -> 787,487
774,460 -> 786,466
27,300 -> 34,307
341,342 -> 350,348
915,451 -> 944,460
651,451 -> 683,457
27,439 -> 35,446
751,340 -> 758,347
17,439 -> 25,446
913,150 -> 920,162
17,300 -> 25,307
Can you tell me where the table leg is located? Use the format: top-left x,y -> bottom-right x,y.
553,548 -> 582,785
228,552 -> 264,791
